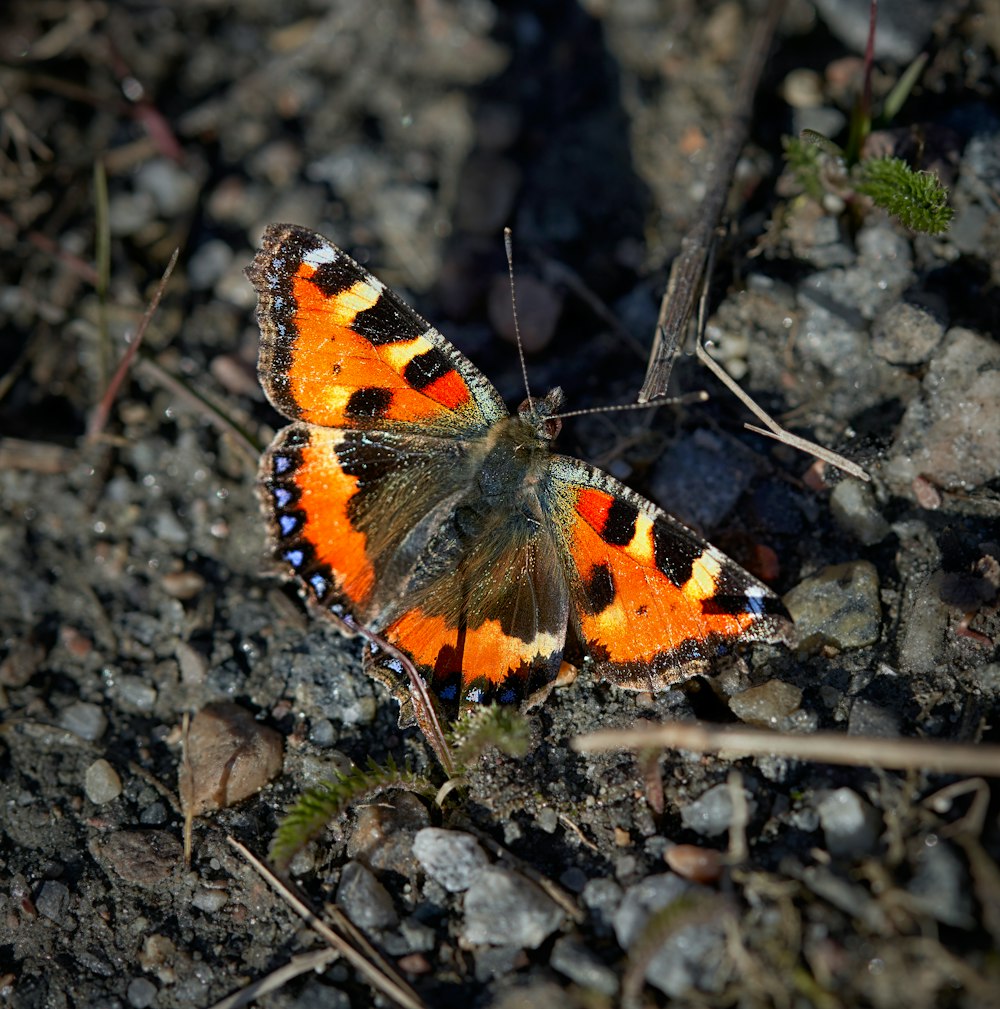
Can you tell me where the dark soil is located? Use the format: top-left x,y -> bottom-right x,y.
2,2 -> 999,1007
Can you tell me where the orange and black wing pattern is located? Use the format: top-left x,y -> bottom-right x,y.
247,224 -> 506,437
544,457 -> 788,690
248,224 -> 788,719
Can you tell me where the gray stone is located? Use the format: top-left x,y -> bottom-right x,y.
116,676 -> 158,712
188,239 -> 234,291
581,878 -> 622,938
35,880 -> 71,923
191,888 -> 228,913
886,327 -> 1000,494
728,680 -> 802,729
680,783 -> 757,838
817,788 -> 882,857
650,430 -> 758,530
135,158 -> 198,217
551,935 -> 618,995
829,480 -> 891,546
872,302 -> 946,365
783,561 -> 881,649
59,701 -> 107,742
413,827 -> 490,893
462,866 -> 564,949
126,977 -> 158,1009
847,699 -> 900,738
84,758 -> 123,804
613,874 -> 725,997
907,840 -> 974,928
813,0 -> 937,62
336,861 -> 398,930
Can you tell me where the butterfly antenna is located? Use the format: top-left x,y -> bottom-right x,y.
552,392 -> 707,422
504,227 -> 534,411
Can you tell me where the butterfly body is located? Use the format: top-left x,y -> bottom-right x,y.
248,224 -> 787,717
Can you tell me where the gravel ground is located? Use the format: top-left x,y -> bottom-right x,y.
2,2 -> 999,1007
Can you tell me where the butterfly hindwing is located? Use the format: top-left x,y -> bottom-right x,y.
543,456 -> 787,690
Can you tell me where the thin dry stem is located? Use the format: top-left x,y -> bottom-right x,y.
227,837 -> 427,1009
572,721 -> 1000,777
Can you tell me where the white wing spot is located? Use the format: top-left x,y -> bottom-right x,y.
303,245 -> 341,267
744,584 -> 767,615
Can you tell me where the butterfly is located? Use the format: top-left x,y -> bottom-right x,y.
247,224 -> 788,718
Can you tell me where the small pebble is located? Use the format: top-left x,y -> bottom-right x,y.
347,792 -> 430,877
665,844 -> 723,884
488,273 -> 562,353
462,866 -> 564,949
847,698 -> 901,738
559,867 -> 588,893
108,192 -> 156,237
872,302 -> 946,365
829,479 -> 891,546
135,158 -> 198,217
2,639 -> 44,687
907,839 -> 974,928
35,880 -> 70,923
60,701 -> 108,742
680,783 -> 757,838
614,874 -> 725,997
413,828 -> 489,893
139,801 -> 169,826
84,758 -> 123,804
817,787 -> 882,857
116,676 -> 158,712
336,861 -> 398,930
191,888 -> 228,913
174,641 -> 207,685
550,935 -> 618,996
161,571 -> 205,601
650,430 -> 759,530
455,152 -> 521,234
535,807 -> 558,834
783,561 -> 881,649
126,977 -> 158,1009
782,68 -> 824,108
308,718 -> 337,748
728,680 -> 803,728
886,327 -> 1000,493
188,239 -> 234,292
581,878 -> 622,937
896,574 -> 951,674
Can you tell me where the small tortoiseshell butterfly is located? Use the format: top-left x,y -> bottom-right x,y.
247,225 -> 787,718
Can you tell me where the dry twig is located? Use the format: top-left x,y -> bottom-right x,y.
227,837 -> 427,1009
572,721 -> 1000,777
